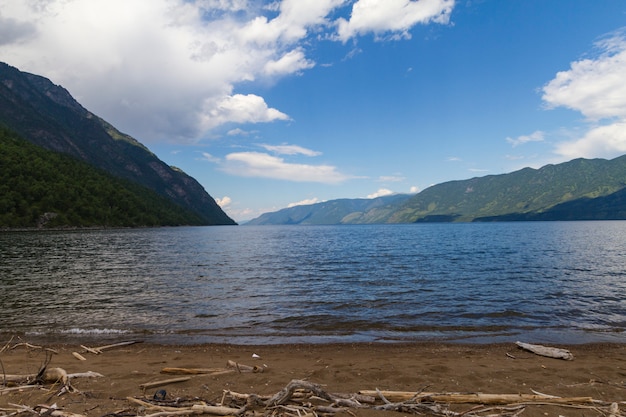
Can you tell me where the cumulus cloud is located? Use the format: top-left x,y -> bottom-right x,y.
409,186 -> 420,193
336,0 -> 455,42
287,197 -> 320,207
221,151 -> 352,183
367,188 -> 394,198
542,28 -> 626,159
506,131 -> 544,147
215,196 -> 232,207
542,30 -> 626,120
0,0 -> 457,143
201,94 -> 290,131
554,121 -> 626,160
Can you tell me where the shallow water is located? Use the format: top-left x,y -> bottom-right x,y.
1,222 -> 625,344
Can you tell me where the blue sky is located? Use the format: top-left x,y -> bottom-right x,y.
1,1 -> 626,222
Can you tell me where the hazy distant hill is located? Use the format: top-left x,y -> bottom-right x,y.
246,194 -> 412,225
247,156 -> 626,225
0,62 -> 235,226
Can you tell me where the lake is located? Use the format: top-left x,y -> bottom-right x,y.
1,222 -> 625,345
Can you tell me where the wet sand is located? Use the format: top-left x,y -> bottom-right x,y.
1,341 -> 626,416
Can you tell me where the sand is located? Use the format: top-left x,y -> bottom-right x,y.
1,341 -> 626,417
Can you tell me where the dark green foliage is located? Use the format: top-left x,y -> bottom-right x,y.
247,156 -> 626,225
390,156 -> 626,223
0,127 -> 207,228
0,62 -> 235,225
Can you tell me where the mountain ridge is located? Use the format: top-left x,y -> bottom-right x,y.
0,62 -> 235,225
246,155 -> 626,225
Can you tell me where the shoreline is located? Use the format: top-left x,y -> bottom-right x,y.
2,340 -> 625,417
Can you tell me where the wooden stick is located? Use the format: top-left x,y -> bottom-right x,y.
139,376 -> 191,390
0,385 -> 42,395
161,367 -> 232,375
72,352 -> 87,361
91,340 -> 141,353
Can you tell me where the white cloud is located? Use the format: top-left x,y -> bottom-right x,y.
221,151 -> 352,183
542,30 -> 626,121
367,188 -> 394,198
287,197 -> 320,207
263,48 -> 315,76
336,0 -> 455,42
0,0 -> 457,143
554,121 -> 626,160
215,196 -> 232,207
260,143 -> 322,156
201,94 -> 290,131
409,185 -> 420,193
506,131 -> 544,147
447,156 -> 461,162
542,29 -> 626,160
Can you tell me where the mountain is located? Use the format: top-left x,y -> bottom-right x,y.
1,127 -> 208,228
246,156 -> 626,225
246,194 -> 412,225
0,62 -> 235,225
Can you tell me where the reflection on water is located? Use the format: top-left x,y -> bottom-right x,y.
1,222 -> 625,344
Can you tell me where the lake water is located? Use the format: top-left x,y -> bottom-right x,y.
1,222 -> 625,345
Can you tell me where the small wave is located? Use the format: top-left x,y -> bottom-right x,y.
59,328 -> 133,335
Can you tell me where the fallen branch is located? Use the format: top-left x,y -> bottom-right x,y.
139,376 -> 192,390
80,340 -> 141,355
516,341 -> 574,360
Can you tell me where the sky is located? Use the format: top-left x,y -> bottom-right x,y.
1,1 -> 626,222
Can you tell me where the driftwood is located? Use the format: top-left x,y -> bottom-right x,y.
139,376 -> 192,390
161,367 -> 233,375
7,403 -> 86,417
359,390 -> 594,404
226,360 -> 265,373
160,360 -> 264,376
516,341 -> 574,360
127,397 -> 242,416
79,340 -> 141,355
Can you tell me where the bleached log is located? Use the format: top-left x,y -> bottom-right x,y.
516,341 -> 574,360
72,352 -> 86,361
226,360 -> 264,373
67,371 -> 104,379
359,390 -> 593,405
190,404 -> 242,415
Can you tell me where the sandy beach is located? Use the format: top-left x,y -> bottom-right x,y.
1,341 -> 626,417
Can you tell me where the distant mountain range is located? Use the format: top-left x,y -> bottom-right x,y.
247,156 -> 626,225
0,62 -> 235,227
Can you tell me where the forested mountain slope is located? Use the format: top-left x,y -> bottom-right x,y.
0,62 -> 235,225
